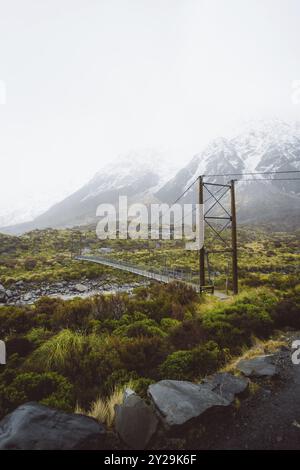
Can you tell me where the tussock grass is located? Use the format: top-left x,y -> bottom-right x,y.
75,383 -> 133,428
27,330 -> 105,372
29,330 -> 86,370
220,336 -> 286,373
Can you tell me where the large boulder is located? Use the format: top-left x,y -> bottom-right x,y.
202,372 -> 249,403
236,355 -> 278,377
0,402 -> 107,450
148,380 -> 229,427
115,390 -> 158,449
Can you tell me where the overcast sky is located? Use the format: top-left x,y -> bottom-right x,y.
0,0 -> 300,222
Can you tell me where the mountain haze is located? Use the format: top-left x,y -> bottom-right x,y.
1,120 -> 300,234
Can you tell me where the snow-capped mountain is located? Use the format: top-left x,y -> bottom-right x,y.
157,120 -> 300,227
1,120 -> 300,234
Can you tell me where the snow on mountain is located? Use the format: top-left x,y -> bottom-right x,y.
156,120 -> 300,227
81,149 -> 180,203
171,119 -> 300,193
233,119 -> 300,174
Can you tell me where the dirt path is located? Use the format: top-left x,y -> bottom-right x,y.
198,334 -> 300,450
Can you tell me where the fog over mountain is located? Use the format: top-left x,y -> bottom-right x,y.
1,120 -> 299,234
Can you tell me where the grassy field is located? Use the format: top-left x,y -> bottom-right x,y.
1,226 -> 298,291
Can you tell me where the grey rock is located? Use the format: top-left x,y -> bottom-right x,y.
148,380 -> 229,427
279,345 -> 289,352
203,372 -> 249,403
236,355 -> 278,377
5,289 -> 12,298
123,388 -> 136,401
0,402 -> 106,450
55,282 -> 64,288
0,284 -> 7,302
115,393 -> 158,449
74,283 -> 88,293
23,292 -> 33,302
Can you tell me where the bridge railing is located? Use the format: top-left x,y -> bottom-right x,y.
76,255 -> 198,286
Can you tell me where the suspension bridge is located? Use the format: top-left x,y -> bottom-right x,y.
75,254 -> 229,300
72,171 -> 300,299
72,174 -> 237,299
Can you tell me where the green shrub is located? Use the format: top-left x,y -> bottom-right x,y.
201,290 -> 276,350
93,294 -> 127,321
52,298 -> 92,329
0,305 -> 37,337
160,317 -> 181,332
6,337 -> 34,357
132,377 -> 154,399
24,258 -> 37,270
271,285 -> 300,329
169,318 -> 208,349
159,341 -> 223,380
34,296 -> 64,316
114,316 -> 166,338
26,328 -> 52,347
119,336 -> 168,376
0,371 -> 74,418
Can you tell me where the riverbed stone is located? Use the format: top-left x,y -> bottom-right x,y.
236,355 -> 278,377
148,380 -> 229,427
74,283 -> 88,293
23,292 -> 33,301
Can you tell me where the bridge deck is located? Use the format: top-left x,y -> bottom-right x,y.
75,255 -> 229,300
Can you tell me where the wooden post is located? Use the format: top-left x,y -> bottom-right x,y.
199,176 -> 205,290
231,180 -> 238,294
